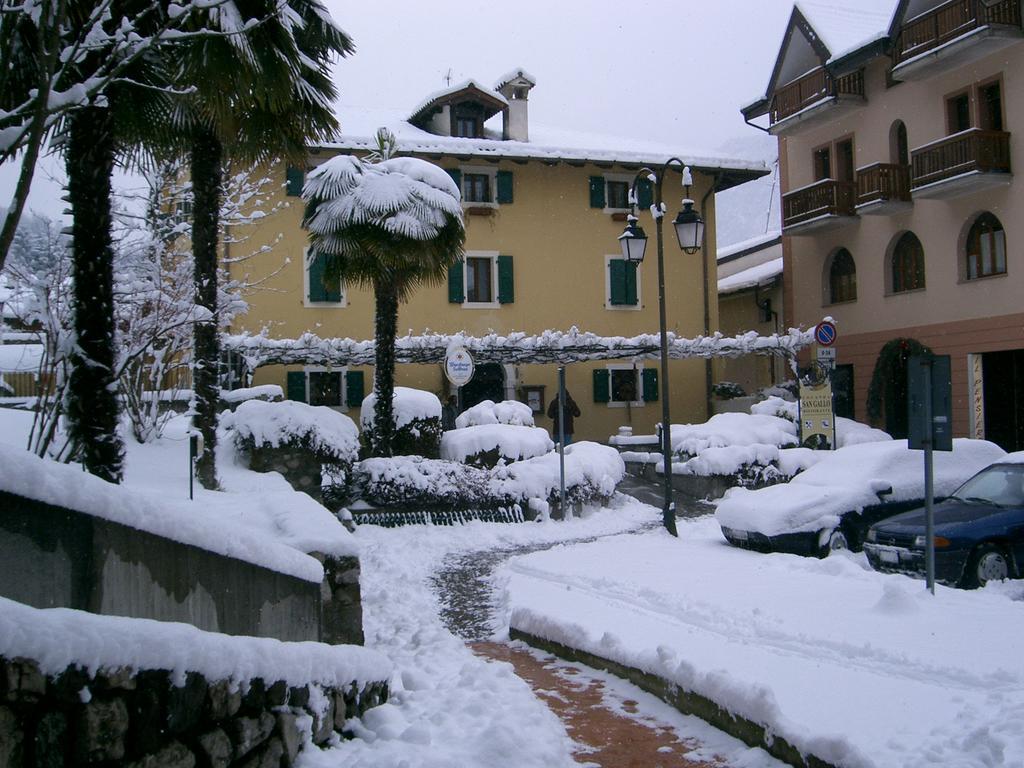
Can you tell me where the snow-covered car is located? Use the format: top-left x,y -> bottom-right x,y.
864,454 -> 1024,588
715,439 -> 1006,557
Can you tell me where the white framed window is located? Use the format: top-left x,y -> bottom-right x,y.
607,364 -> 644,407
603,172 -> 634,213
604,255 -> 641,310
463,251 -> 500,308
304,248 -> 346,307
459,165 -> 497,208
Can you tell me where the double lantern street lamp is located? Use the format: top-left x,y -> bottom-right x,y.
617,159 -> 704,537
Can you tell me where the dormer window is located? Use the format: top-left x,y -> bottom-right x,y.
455,116 -> 480,138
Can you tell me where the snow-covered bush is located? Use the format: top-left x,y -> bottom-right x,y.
670,412 -> 798,459
231,400 -> 359,499
360,387 -> 443,458
220,384 -> 283,411
441,424 -> 554,468
454,399 -> 535,428
353,441 -> 624,511
711,381 -> 746,400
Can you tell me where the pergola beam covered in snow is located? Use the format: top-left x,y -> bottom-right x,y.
223,327 -> 816,369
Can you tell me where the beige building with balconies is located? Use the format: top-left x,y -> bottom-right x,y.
743,0 -> 1024,451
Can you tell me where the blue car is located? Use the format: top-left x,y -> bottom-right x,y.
864,459 -> 1024,588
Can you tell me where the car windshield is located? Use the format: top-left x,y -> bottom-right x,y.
949,464 -> 1024,507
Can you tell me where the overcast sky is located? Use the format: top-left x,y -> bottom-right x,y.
0,0 -> 795,227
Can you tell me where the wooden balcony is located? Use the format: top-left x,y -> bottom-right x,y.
768,68 -> 865,135
892,0 -> 1023,80
855,163 -> 912,214
782,179 -> 857,234
911,128 -> 1011,199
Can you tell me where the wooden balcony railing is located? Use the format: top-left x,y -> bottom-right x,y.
856,163 -> 912,206
911,128 -> 1011,189
769,68 -> 864,125
782,179 -> 856,229
894,0 -> 1022,65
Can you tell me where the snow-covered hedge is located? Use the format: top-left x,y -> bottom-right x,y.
353,441 -> 624,511
441,424 -> 553,468
670,412 -> 798,458
231,399 -> 359,464
454,399 -> 535,428
360,387 -> 443,458
220,384 -> 283,409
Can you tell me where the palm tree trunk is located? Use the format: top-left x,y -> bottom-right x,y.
372,280 -> 399,457
65,106 -> 124,482
190,127 -> 223,489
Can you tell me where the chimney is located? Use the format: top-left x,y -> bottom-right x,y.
495,69 -> 536,142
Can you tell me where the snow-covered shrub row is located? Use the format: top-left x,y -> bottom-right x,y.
220,384 -> 283,405
353,442 -> 624,511
360,387 -> 443,458
441,424 -> 553,468
454,399 -> 535,428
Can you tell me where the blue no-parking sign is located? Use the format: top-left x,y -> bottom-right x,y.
814,321 -> 837,347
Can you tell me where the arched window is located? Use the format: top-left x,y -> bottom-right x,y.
891,232 -> 925,293
829,248 -> 857,304
890,120 -> 909,166
965,213 -> 1006,280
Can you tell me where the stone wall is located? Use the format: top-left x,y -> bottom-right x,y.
0,654 -> 388,768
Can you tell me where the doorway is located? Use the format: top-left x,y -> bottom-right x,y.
983,349 -> 1024,451
460,363 -> 505,409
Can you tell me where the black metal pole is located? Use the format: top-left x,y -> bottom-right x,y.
557,366 -> 566,513
653,195 -> 678,537
923,359 -> 935,594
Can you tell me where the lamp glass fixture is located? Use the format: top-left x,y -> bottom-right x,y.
617,215 -> 648,263
673,199 -> 704,254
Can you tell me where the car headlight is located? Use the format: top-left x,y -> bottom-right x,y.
914,535 -> 927,548
866,529 -> 877,543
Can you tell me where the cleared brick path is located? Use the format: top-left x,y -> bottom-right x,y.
472,641 -> 730,768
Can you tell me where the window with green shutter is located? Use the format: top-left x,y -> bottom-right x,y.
286,371 -> 307,402
345,370 -> 364,408
592,368 -> 610,403
636,177 -> 654,210
496,171 -> 514,204
286,166 -> 304,197
497,255 -> 514,304
608,259 -> 637,306
642,368 -> 659,402
448,259 -> 465,303
446,168 -> 462,198
307,253 -> 341,303
589,176 -> 605,208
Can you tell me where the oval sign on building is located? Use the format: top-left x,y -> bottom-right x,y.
444,345 -> 475,387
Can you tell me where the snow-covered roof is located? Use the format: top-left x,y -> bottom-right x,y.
326,105 -> 769,180
408,79 -> 509,124
718,257 -> 783,295
494,67 -> 537,91
796,0 -> 896,62
718,231 -> 782,262
0,343 -> 44,372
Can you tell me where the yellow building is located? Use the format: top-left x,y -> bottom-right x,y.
231,70 -> 767,442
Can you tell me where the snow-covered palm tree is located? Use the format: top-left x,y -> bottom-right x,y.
303,130 -> 465,457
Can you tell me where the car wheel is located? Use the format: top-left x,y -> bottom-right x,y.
962,543 -> 1009,589
820,529 -> 849,558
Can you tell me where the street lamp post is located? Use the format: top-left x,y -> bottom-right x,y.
617,160 -> 704,537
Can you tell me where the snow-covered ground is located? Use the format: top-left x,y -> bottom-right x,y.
502,518 -> 1024,768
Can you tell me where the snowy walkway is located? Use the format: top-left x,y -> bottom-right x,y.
300,497 -> 781,767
